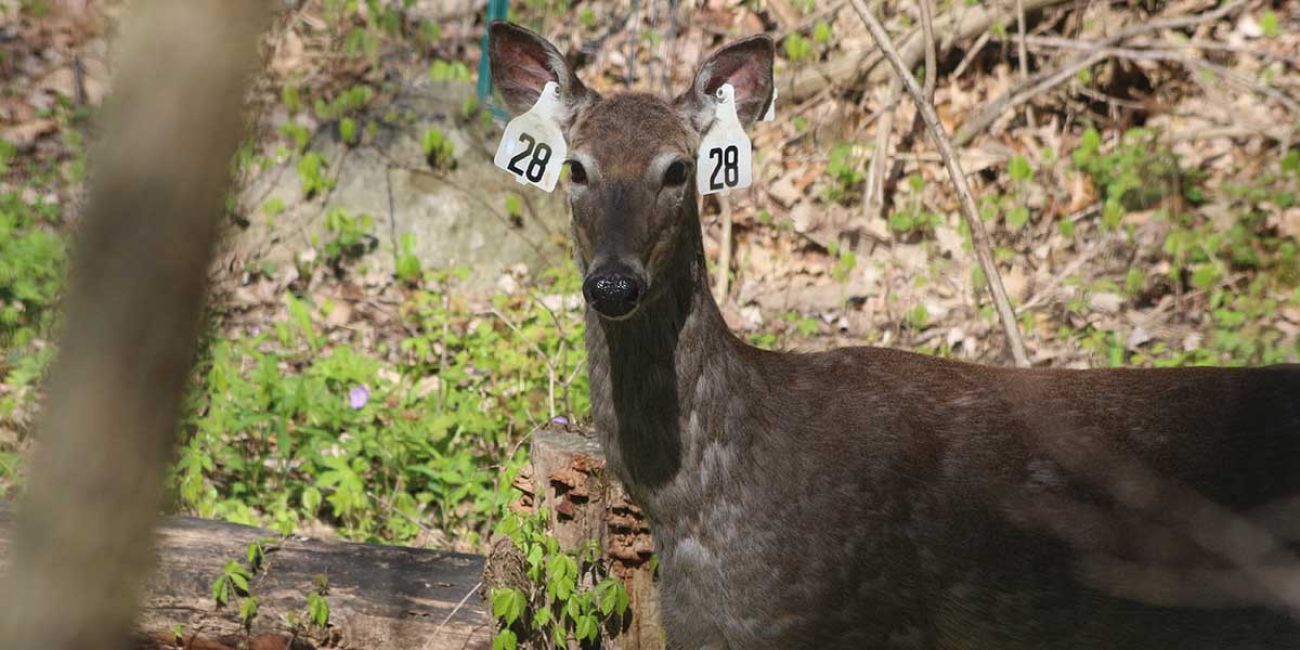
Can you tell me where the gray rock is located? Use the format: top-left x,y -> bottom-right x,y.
227,81 -> 568,289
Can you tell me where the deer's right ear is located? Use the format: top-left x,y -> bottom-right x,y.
489,22 -> 593,119
676,34 -> 775,132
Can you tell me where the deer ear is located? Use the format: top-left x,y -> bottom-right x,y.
676,34 -> 775,132
488,22 -> 593,119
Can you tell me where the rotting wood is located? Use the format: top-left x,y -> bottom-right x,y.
506,423 -> 663,650
0,505 -> 492,650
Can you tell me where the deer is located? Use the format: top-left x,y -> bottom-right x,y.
488,22 -> 1300,649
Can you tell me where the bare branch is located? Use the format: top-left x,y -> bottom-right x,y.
850,0 -> 1032,367
956,0 -> 1252,144
918,0 -> 936,107
864,76 -> 901,222
1015,0 -> 1035,128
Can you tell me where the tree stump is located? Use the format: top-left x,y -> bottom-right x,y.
527,424 -> 662,650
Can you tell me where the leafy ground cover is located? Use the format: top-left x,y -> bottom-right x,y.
1,0 -> 1297,558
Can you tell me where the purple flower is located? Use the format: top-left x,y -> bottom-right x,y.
348,385 -> 370,410
550,415 -> 570,427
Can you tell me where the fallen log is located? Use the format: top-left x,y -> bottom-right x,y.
0,505 -> 492,650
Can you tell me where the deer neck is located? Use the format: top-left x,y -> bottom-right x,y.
583,205 -> 741,513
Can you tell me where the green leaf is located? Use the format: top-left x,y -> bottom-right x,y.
1006,206 -> 1030,231
576,613 -> 599,641
239,596 -> 259,624
1008,155 -> 1032,182
339,117 -> 358,146
308,592 -> 331,627
1259,10 -> 1279,38
302,485 -> 322,513
812,21 -> 832,44
784,33 -> 811,62
1191,263 -> 1220,290
211,575 -> 230,605
533,606 -> 552,627
490,587 -> 526,627
492,629 -> 517,650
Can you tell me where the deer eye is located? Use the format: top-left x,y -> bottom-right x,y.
663,160 -> 690,187
568,160 -> 588,185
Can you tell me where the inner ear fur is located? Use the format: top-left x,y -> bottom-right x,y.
676,34 -> 775,132
488,21 -> 594,119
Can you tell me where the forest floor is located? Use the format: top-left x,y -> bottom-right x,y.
2,0 -> 1299,647
1,0 -> 1298,563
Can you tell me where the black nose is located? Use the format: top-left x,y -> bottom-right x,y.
583,269 -> 644,318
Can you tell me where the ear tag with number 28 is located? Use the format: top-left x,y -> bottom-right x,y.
494,81 -> 568,192
696,83 -> 753,196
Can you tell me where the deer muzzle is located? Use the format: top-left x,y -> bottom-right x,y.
582,262 -> 646,319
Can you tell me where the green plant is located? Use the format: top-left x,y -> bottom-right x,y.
0,139 -> 16,175
422,128 -> 456,170
823,143 -> 865,204
0,193 -> 66,347
280,122 -> 312,153
211,539 -> 273,629
888,175 -> 942,234
323,207 -> 375,264
297,152 -> 333,199
173,266 -> 588,545
339,117 -> 359,146
430,59 -> 472,83
784,33 -> 812,63
1259,10 -> 1279,38
491,510 -> 631,649
1071,127 -> 1190,231
812,20 -> 833,45
395,232 -> 422,284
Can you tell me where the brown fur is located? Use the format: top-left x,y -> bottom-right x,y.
490,22 -> 1300,649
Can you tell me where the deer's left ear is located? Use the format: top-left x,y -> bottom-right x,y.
676,34 -> 775,132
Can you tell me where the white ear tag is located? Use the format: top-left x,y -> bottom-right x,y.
494,81 -> 568,193
762,86 -> 777,122
696,84 -> 754,196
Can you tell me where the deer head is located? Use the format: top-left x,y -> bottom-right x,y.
489,22 -> 774,320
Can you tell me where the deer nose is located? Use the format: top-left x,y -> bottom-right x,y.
583,268 -> 644,319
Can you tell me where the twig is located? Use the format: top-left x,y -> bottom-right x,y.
775,0 -> 848,44
789,0 -> 1073,102
1016,223 -> 1105,315
1107,46 -> 1300,113
422,581 -> 484,650
919,0 -> 936,107
864,77 -> 901,221
1015,0 -> 1034,128
851,0 -> 1031,367
956,0 -> 1251,145
1166,124 -> 1299,143
951,30 -> 991,79
956,50 -> 1106,145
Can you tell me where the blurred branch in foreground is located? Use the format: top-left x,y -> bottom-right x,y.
0,1 -> 272,649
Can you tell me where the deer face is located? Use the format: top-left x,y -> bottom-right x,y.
489,22 -> 773,320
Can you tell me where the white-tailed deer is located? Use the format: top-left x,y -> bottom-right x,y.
489,22 -> 1300,649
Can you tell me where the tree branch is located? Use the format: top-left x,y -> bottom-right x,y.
850,0 -> 1031,367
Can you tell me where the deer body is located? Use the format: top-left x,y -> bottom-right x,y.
489,23 -> 1300,649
